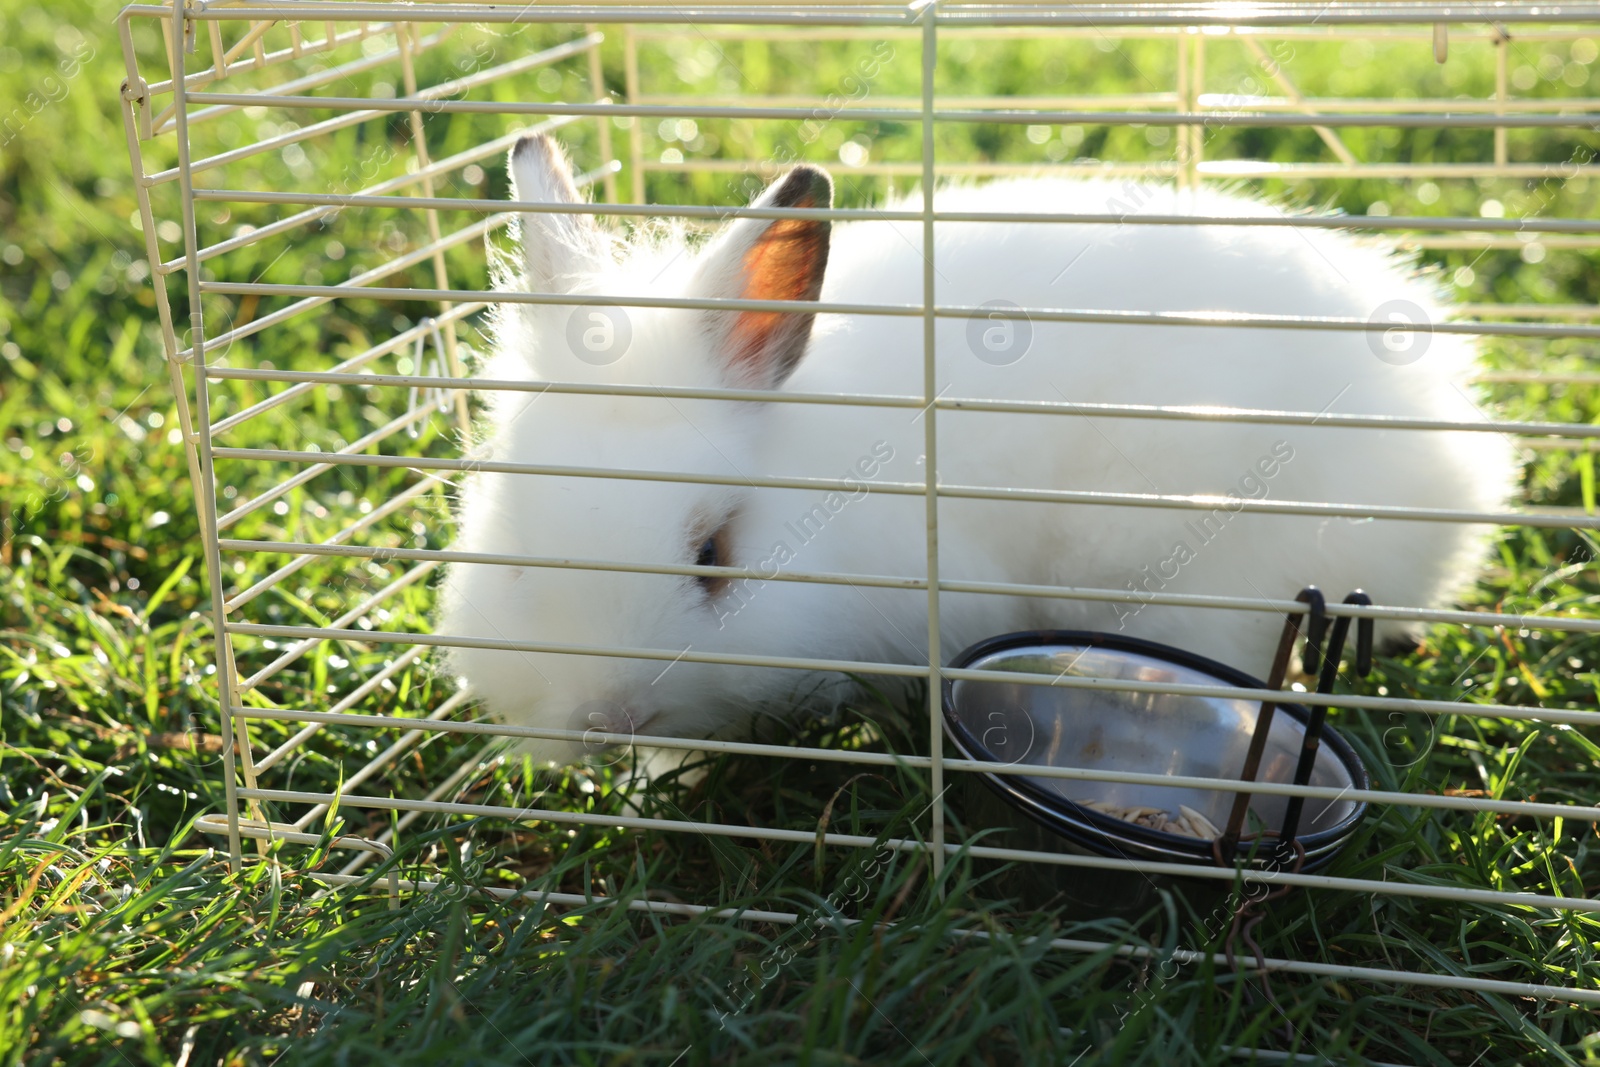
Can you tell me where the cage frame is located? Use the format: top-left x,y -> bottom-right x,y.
117,0 -> 1600,1026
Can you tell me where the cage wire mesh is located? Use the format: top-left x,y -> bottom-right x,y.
117,0 -> 1600,1016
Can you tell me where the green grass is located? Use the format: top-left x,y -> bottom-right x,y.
5,3 -> 1600,1064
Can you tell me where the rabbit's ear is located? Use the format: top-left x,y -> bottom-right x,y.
509,134 -> 603,294
693,165 -> 833,389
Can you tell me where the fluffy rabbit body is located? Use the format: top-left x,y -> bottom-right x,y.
439,135 -> 1516,763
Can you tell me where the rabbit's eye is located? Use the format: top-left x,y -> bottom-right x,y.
692,524 -> 733,598
695,536 -> 719,570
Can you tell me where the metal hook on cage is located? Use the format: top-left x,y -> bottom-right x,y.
406,318 -> 451,440
1277,590 -> 1374,854
1216,586 -> 1323,862
1213,589 -> 1373,1030
1297,587 -> 1328,676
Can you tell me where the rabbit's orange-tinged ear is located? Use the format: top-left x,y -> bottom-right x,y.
694,166 -> 833,389
508,134 -> 604,294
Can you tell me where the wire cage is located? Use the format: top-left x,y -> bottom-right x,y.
117,0 -> 1600,1024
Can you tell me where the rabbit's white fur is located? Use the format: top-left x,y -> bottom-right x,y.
439,135 -> 1517,764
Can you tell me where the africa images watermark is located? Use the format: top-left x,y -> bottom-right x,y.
1094,845 -> 1302,1053
1366,139 -> 1600,367
704,707 -> 1043,1047
1113,440 -> 1296,631
563,303 -> 631,365
731,40 -> 897,206
713,440 -> 896,630
3,441 -> 99,547
562,42 -> 897,369
712,836 -> 901,1028
330,34 -> 500,209
2,38 -> 95,147
965,41 -> 1305,368
1102,37 -> 1301,224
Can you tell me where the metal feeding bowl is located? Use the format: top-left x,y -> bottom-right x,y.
943,631 -> 1369,903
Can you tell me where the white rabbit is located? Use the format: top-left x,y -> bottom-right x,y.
438,133 -> 1518,765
